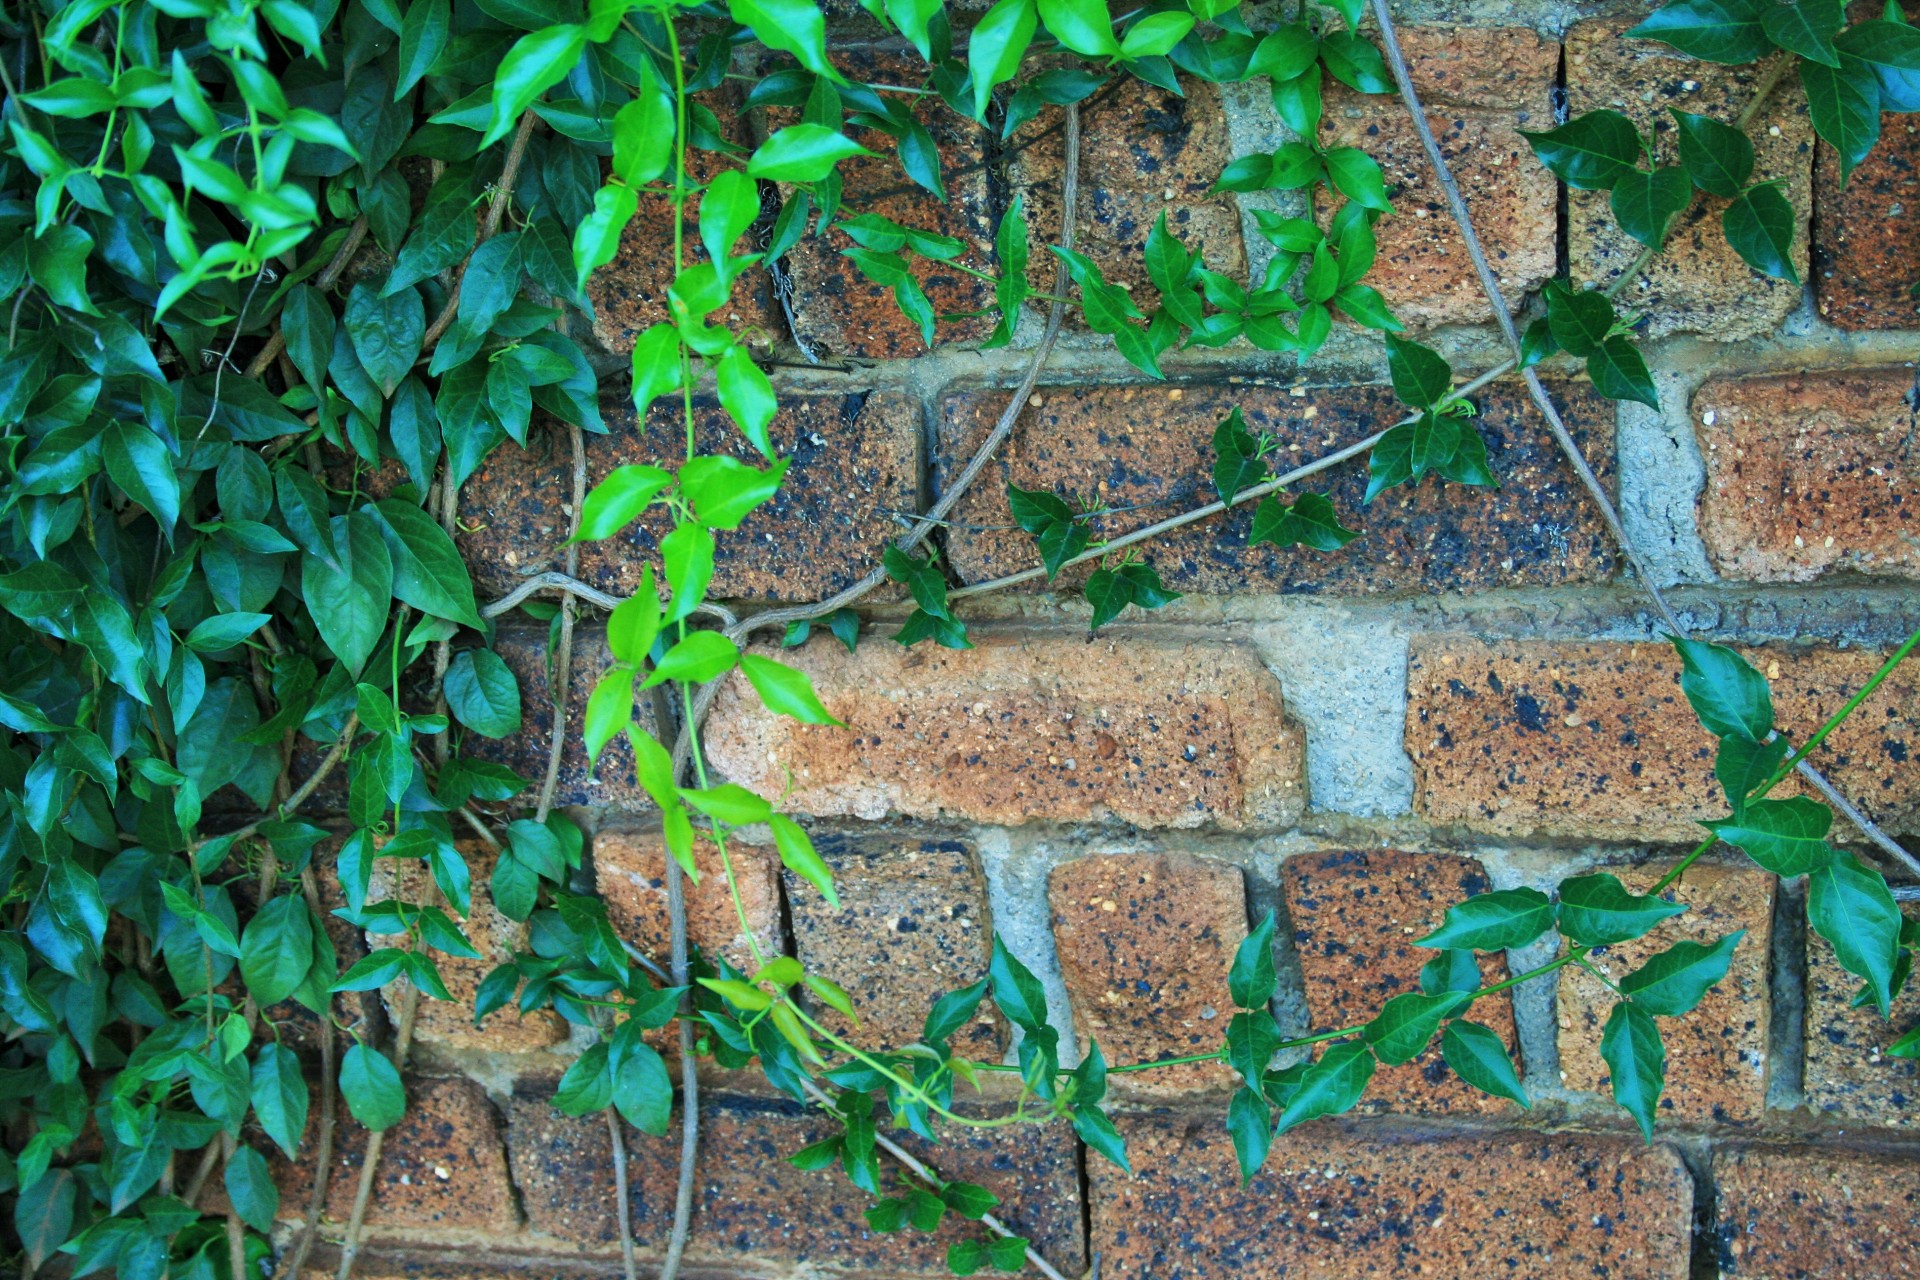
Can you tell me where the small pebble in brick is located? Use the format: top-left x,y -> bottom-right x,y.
1049,852 -> 1245,1095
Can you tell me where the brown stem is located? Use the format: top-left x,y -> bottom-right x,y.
535,424 -> 587,825
244,217 -> 370,380
332,986 -> 421,1280
421,110 -> 541,354
652,684 -> 700,1280
270,870 -> 341,1280
606,1109 -> 640,1280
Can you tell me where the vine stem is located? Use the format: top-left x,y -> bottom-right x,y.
269,869 -> 341,1280
243,216 -> 369,379
1367,0 -> 1915,873
421,109 -> 540,353
331,986 -> 420,1280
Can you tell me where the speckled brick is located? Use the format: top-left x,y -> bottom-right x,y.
365,840 -> 567,1052
703,631 -> 1307,830
1715,1144 -> 1920,1277
592,828 -> 785,974
1803,900 -> 1920,1128
1558,863 -> 1773,1124
773,49 -> 995,357
1406,638 -> 1920,842
1566,18 -> 1811,339
584,89 -> 777,355
458,391 -> 919,604
1317,27 -> 1558,326
1816,114 -> 1920,330
1280,849 -> 1519,1115
1695,367 -> 1920,583
785,832 -> 1004,1056
1048,853 -> 1245,1094
268,1076 -> 515,1234
465,626 -> 657,811
1012,74 -> 1245,318
934,379 -> 1617,595
1089,1115 -> 1693,1280
507,1089 -> 1086,1273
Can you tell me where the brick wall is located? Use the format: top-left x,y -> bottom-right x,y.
287,6 -> 1920,1279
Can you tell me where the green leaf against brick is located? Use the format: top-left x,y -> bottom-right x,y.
1599,1002 -> 1665,1141
250,1043 -> 310,1159
1557,874 -> 1689,946
1705,796 -> 1833,876
1083,561 -> 1179,630
339,1043 -> 406,1131
1249,492 -> 1360,552
1420,948 -> 1482,996
1673,638 -> 1773,742
1809,847 -> 1904,1018
1671,109 -> 1753,198
223,1144 -> 278,1234
1419,888 -> 1555,952
1714,733 -> 1789,814
1072,1098 -> 1130,1172
1609,165 -> 1694,248
1364,990 -> 1470,1066
1627,0 -> 1771,64
1838,18 -> 1920,110
1545,283 -> 1616,358
1801,55 -> 1882,187
1319,31 -> 1393,94
1384,333 -> 1452,409
1225,1010 -> 1282,1086
1410,407 -> 1461,478
1442,1020 -> 1530,1108
1620,931 -> 1744,1016
1212,408 -> 1267,504
1227,1084 -> 1273,1183
1520,111 -> 1642,190
1230,908 -> 1278,1008
989,934 -> 1050,1034
988,197 -> 1030,347
445,648 -> 521,738
1722,183 -> 1799,283
883,544 -> 952,619
1274,1040 -> 1375,1134
1363,421 -> 1416,503
1760,0 -> 1843,66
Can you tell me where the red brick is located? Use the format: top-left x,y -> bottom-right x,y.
592,828 -> 785,974
704,630 -> 1307,830
1281,849 -> 1519,1116
270,1075 -> 515,1235
1048,852 -> 1245,1094
507,1089 -> 1086,1274
1405,638 -> 1920,842
785,832 -> 1004,1056
772,49 -> 995,357
1557,863 -> 1773,1124
1317,27 -> 1558,326
1012,75 -> 1245,318
1089,1115 -> 1693,1279
365,840 -> 567,1052
1695,367 -> 1920,583
1715,1144 -> 1920,1277
934,379 -> 1618,595
1566,18 -> 1811,339
458,391 -> 919,604
1816,115 -> 1920,330
1802,900 -> 1920,1129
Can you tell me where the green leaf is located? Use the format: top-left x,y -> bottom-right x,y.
611,70 -> 673,187
446,649 -> 522,738
730,0 -> 840,81
1588,336 -> 1659,409
574,183 -> 638,293
680,455 -> 789,530
1037,0 -> 1118,57
989,933 -> 1050,1034
1364,990 -> 1470,1066
1249,492 -> 1360,552
1545,285 -> 1615,359
662,523 -> 715,624
250,1043 -> 310,1159
740,653 -> 843,725
1714,734 -> 1788,814
1801,55 -> 1881,187
1557,874 -> 1689,946
887,0 -> 943,58
1808,848 -> 1903,1017
1520,111 -> 1642,190
747,124 -> 871,182
1071,1101 -> 1130,1172
345,281 -> 425,397
487,24 -> 588,146
1722,184 -> 1799,284
1627,0 -> 1771,64
611,1039 -> 673,1135
339,1043 -> 406,1131
104,423 -> 181,531
1671,109 -> 1754,198
1673,638 -> 1773,742
644,631 -> 740,686
1324,146 -> 1391,211
240,896 -> 315,1006
1441,1020 -> 1529,1108
1363,421 -> 1415,504
1599,1002 -> 1665,1141
1212,409 -> 1267,503
576,465 -> 672,542
1384,334 -> 1452,409
1418,888 -> 1555,952
1226,1085 -> 1273,1182
1420,949 -> 1482,996
924,977 -> 989,1044
397,0 -> 451,97
303,513 -> 392,676
1319,31 -> 1393,94
1225,1010 -> 1281,1086
369,498 -> 483,627
223,1145 -> 279,1233
1619,931 -> 1744,1016
1122,11 -> 1193,58
1761,0 -> 1843,67
771,815 -> 837,910
554,1043 -> 614,1114
970,0 -> 1039,121
883,545 -> 951,620
1229,910 -> 1278,1009
1609,166 -> 1694,247
1274,1040 -> 1375,1133
1705,796 -> 1833,876
715,346 -> 777,458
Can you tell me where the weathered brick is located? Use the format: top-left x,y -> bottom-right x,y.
1695,367 -> 1920,583
270,1076 -> 515,1235
1803,900 -> 1920,1128
1715,1144 -> 1920,1277
1317,27 -> 1558,326
1406,638 -> 1920,842
704,631 -> 1308,830
935,379 -> 1618,595
1089,1115 -> 1693,1279
1013,75 -> 1245,317
1815,114 -> 1920,330
774,49 -> 995,357
1048,853 -> 1245,1094
507,1089 -> 1086,1273
1566,18 -> 1811,339
1281,849 -> 1519,1116
592,828 -> 785,973
458,391 -> 919,604
785,832 -> 1004,1055
466,626 -> 658,811
1557,863 -> 1773,1124
365,841 -> 567,1052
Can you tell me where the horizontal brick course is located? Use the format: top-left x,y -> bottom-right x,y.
1715,1144 -> 1920,1277
1405,638 -> 1920,842
1048,852 -> 1245,1094
1281,848 -> 1519,1115
934,379 -> 1618,595
459,391 -> 919,604
1695,368 -> 1920,583
1089,1116 -> 1693,1279
1557,863 -> 1773,1124
704,631 -> 1307,829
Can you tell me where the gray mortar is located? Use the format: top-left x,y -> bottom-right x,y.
1616,364 -> 1716,588
974,826 -> 1081,1067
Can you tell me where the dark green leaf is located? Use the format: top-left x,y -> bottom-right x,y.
1671,109 -> 1754,198
1274,1040 -> 1375,1133
1705,796 -> 1833,876
1418,888 -> 1555,952
1384,334 -> 1452,409
1673,638 -> 1773,742
1610,166 -> 1694,247
1230,909 -> 1278,1009
1599,1002 -> 1665,1140
1557,874 -> 1689,946
1619,930 -> 1744,1016
1809,847 -> 1903,1017
1801,55 -> 1881,187
340,1043 -> 406,1131
1627,0 -> 1771,64
1249,492 -> 1360,552
1722,184 -> 1800,283
1226,1085 -> 1272,1182
1520,111 -> 1642,190
1441,1020 -> 1529,1108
